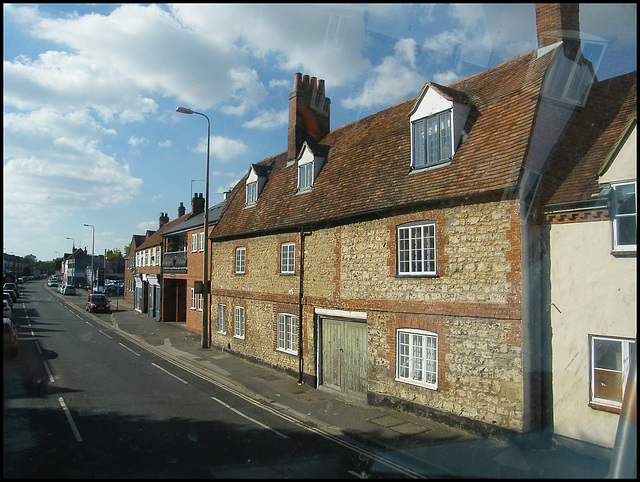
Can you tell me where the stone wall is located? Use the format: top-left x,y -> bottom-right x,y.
209,199 -> 525,431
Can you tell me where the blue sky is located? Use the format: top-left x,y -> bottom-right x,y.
3,4 -> 636,262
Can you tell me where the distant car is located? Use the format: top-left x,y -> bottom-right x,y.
61,285 -> 76,296
3,283 -> 19,298
3,300 -> 12,319
47,279 -> 58,287
4,292 -> 15,306
3,318 -> 18,357
86,294 -> 111,313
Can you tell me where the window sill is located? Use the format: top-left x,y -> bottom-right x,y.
410,160 -> 451,174
611,249 -> 636,258
276,348 -> 298,356
589,401 -> 622,414
395,377 -> 438,391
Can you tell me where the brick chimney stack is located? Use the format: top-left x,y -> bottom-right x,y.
159,212 -> 170,227
288,72 -> 331,161
536,3 -> 580,60
191,193 -> 204,215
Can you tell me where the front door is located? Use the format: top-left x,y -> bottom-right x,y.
321,317 -> 368,398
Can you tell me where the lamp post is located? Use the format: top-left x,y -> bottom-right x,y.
66,237 -> 75,252
84,224 -> 95,292
176,106 -> 211,349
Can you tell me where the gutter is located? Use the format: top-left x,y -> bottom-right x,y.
298,226 -> 311,385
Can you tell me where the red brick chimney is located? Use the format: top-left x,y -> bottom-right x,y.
191,193 -> 204,215
536,3 -> 580,60
288,73 -> 331,161
159,212 -> 170,227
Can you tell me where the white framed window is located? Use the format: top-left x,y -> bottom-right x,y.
234,306 -> 245,339
298,162 -> 313,191
197,293 -> 203,311
190,288 -> 196,310
191,234 -> 198,252
199,232 -> 205,252
235,247 -> 246,274
397,221 -> 437,276
280,243 -> 295,274
277,313 -> 298,354
611,181 -> 636,253
589,335 -> 635,410
246,181 -> 258,205
396,329 -> 438,390
217,304 -> 226,334
412,111 -> 452,168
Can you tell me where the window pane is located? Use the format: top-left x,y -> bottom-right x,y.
398,332 -> 409,378
427,116 -> 439,165
615,184 -> 636,215
594,369 -> 623,403
412,334 -> 423,381
439,113 -> 452,160
594,338 -> 622,371
617,217 -> 637,246
413,120 -> 426,167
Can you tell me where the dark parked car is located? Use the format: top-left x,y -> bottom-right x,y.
86,294 -> 111,313
105,285 -> 123,297
3,318 -> 18,357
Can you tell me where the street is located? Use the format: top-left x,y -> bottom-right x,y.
3,281 -> 409,478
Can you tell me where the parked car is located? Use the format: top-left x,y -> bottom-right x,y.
3,283 -> 19,298
3,318 -> 18,357
4,289 -> 17,303
86,294 -> 111,313
47,279 -> 58,287
105,285 -> 123,297
61,285 -> 76,296
4,292 -> 15,307
3,300 -> 12,319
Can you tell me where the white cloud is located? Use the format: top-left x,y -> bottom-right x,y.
342,38 -> 424,110
243,109 -> 288,129
128,136 -> 147,148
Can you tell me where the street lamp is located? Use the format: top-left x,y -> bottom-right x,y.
176,106 -> 211,349
191,179 -> 204,201
66,237 -> 75,252
84,224 -> 95,292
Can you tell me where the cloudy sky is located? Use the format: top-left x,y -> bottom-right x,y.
3,3 -> 636,262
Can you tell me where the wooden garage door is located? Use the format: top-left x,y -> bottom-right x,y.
321,318 -> 367,398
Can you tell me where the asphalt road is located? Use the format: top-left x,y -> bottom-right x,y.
3,281 -> 393,478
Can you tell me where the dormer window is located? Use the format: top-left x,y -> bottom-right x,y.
245,164 -> 269,207
246,181 -> 258,205
296,142 -> 326,193
412,111 -> 452,168
298,163 -> 313,191
410,82 -> 470,171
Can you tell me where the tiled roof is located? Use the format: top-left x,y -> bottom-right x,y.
162,201 -> 226,236
137,212 -> 192,250
212,49 -> 555,240
540,71 -> 637,209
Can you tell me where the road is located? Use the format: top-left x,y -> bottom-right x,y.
3,281 -> 403,478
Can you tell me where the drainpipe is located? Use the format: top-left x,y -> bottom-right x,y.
298,226 -> 311,385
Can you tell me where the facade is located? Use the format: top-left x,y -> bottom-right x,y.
62,248 -> 103,289
125,233 -> 153,301
540,73 -> 636,447
206,5 -> 605,436
133,207 -> 190,318
161,194 -> 225,331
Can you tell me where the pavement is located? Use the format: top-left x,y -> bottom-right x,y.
56,288 -> 615,478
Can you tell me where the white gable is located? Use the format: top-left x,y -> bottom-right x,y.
599,122 -> 637,185
410,88 -> 452,122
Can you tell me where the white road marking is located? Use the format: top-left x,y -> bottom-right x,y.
43,361 -> 55,383
151,363 -> 188,384
211,396 -> 289,439
58,397 -> 83,442
119,343 -> 140,356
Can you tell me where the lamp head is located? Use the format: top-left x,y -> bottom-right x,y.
176,106 -> 194,114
